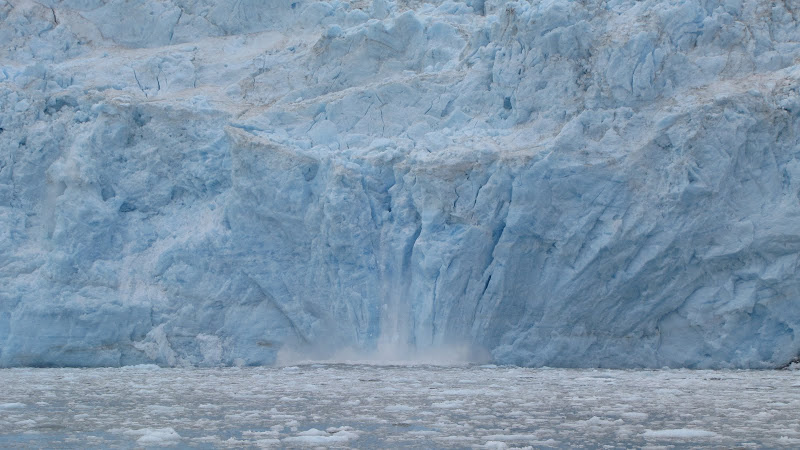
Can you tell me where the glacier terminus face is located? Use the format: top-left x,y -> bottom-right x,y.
1,0 -> 799,368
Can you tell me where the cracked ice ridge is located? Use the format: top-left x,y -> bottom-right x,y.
1,0 -> 800,368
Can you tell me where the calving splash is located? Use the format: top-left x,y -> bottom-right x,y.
276,342 -> 490,366
279,297 -> 491,365
1,0 -> 800,368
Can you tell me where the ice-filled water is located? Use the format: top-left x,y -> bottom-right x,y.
1,366 -> 799,448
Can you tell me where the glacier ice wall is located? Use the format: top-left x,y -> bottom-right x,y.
1,0 -> 800,368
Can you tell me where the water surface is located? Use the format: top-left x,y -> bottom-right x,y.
1,365 -> 799,447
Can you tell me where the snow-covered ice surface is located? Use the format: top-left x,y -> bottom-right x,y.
1,366 -> 800,448
2,0 -> 800,368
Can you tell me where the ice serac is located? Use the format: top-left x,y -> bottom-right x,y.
1,0 -> 799,368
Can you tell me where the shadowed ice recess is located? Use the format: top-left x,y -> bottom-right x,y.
1,0 -> 800,368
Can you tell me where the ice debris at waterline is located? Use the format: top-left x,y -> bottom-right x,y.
1,0 -> 800,368
2,366 -> 800,447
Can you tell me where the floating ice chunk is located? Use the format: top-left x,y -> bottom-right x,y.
125,428 -> 182,445
120,364 -> 161,370
146,405 -> 186,415
431,400 -> 465,408
642,429 -> 718,439
436,435 -> 476,442
297,428 -> 328,436
620,412 -> 648,421
482,434 -> 541,441
384,404 -> 415,412
483,442 -> 509,449
283,427 -> 359,444
0,403 -> 25,409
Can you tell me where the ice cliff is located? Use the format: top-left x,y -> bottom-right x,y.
1,0 -> 800,368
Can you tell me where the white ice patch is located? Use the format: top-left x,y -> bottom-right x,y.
384,404 -> 415,412
435,435 -> 476,442
431,400 -> 465,409
125,428 -> 182,445
0,403 -> 25,409
482,434 -> 541,441
283,427 -> 359,444
620,412 -> 648,421
642,429 -> 718,439
119,364 -> 161,370
146,405 -> 186,415
297,428 -> 328,436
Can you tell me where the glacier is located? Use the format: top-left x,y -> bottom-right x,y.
1,0 -> 799,368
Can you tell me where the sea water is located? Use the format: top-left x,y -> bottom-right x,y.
1,365 -> 799,448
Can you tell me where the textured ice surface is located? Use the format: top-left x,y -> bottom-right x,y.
1,366 -> 800,447
1,0 -> 800,367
